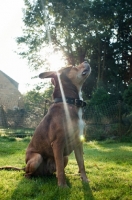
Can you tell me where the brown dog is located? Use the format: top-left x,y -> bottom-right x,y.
25,61 -> 91,187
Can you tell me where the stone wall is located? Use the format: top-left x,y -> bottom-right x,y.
0,71 -> 23,110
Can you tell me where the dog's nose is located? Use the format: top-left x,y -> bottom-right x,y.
83,61 -> 90,69
84,60 -> 89,65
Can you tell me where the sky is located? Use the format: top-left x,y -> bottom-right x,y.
0,0 -> 41,94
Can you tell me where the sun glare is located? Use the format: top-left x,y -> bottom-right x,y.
80,135 -> 85,142
48,50 -> 66,71
40,45 -> 66,72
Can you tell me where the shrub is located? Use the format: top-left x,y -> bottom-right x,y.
90,87 -> 110,105
123,83 -> 132,108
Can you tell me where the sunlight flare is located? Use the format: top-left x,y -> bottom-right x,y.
48,50 -> 66,71
40,45 -> 66,71
80,135 -> 85,142
57,72 -> 73,133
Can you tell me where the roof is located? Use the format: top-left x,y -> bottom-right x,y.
0,70 -> 19,89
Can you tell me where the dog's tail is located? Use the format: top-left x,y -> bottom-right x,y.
0,166 -> 25,171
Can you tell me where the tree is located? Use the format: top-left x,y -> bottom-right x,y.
24,85 -> 53,111
17,0 -> 132,98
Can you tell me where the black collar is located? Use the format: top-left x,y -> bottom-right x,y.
54,97 -> 86,107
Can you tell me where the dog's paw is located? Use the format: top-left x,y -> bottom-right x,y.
82,178 -> 90,182
81,175 -> 90,182
24,173 -> 32,179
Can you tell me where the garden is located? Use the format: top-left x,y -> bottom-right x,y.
0,136 -> 132,200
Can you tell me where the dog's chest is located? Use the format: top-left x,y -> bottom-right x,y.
78,89 -> 85,136
78,108 -> 85,136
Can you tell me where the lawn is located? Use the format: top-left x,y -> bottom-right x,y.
0,136 -> 132,200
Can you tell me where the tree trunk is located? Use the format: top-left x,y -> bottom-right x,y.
101,41 -> 106,81
97,40 -> 101,87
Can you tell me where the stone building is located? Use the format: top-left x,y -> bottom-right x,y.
0,70 -> 23,110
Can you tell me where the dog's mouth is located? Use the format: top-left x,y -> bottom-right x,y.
82,69 -> 89,75
81,61 -> 91,76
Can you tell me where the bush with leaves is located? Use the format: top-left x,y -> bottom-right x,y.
24,85 -> 53,112
89,87 -> 110,105
123,83 -> 132,108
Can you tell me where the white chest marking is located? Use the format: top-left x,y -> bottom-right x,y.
78,88 -> 85,137
78,108 -> 85,136
79,88 -> 83,100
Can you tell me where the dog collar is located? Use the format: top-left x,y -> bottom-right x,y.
54,97 -> 86,107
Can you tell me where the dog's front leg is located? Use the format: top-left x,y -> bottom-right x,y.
52,141 -> 67,187
74,143 -> 88,182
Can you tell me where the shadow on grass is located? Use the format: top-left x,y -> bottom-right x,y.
82,182 -> 95,200
84,142 -> 132,165
11,175 -> 94,200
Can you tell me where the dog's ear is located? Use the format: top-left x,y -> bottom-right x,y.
39,71 -> 56,79
51,78 -> 56,86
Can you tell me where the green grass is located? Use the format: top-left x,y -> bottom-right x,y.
0,128 -> 34,138
0,137 -> 132,200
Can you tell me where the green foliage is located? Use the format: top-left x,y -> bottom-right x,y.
24,86 -> 53,111
0,138 -> 132,199
84,87 -> 131,142
123,83 -> 132,107
90,87 -> 110,105
17,0 -> 132,97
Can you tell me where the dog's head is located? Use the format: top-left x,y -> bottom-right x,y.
39,61 -> 91,99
